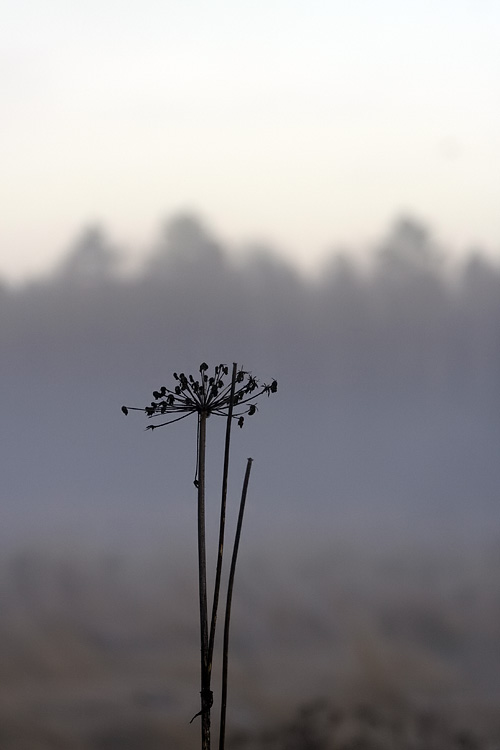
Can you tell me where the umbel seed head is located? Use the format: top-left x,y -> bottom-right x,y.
121,363 -> 277,431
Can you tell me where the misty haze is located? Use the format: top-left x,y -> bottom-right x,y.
1,213 -> 500,748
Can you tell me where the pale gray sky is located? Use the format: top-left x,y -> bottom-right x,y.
2,0 -> 499,278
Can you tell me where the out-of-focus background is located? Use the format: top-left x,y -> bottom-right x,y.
2,2 -> 500,748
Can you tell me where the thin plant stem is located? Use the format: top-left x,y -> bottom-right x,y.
219,457 -> 253,750
122,364 -> 277,750
208,362 -> 238,673
197,410 -> 211,750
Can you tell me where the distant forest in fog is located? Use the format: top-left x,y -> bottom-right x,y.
1,214 -> 499,550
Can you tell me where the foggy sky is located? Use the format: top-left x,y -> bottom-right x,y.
4,1 -> 500,280
1,214 -> 499,552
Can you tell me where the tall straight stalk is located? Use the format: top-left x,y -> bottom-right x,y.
197,410 -> 211,750
208,363 -> 238,673
219,457 -> 253,750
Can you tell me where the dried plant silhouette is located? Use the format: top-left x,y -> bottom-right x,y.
122,362 -> 277,750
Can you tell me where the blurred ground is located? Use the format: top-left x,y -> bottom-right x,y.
1,538 -> 499,749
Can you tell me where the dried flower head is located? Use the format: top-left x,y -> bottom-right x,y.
122,363 -> 277,431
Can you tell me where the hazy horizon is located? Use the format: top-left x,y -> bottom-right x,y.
1,211 -> 499,556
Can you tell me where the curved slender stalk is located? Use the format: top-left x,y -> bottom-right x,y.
208,362 -> 238,673
197,410 -> 211,750
219,457 -> 253,750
